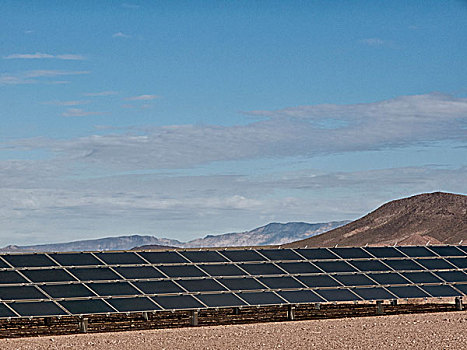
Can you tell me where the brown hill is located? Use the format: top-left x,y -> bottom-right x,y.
284,192 -> 467,248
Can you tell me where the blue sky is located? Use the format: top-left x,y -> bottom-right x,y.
1,1 -> 466,245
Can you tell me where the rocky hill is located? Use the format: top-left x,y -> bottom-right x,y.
284,192 -> 467,248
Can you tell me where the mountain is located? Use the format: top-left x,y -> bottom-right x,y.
1,221 -> 349,252
0,235 -> 180,253
284,192 -> 467,248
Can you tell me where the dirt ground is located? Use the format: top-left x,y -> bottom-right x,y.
1,311 -> 466,350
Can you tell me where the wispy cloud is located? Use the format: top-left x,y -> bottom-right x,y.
359,38 -> 385,46
62,108 -> 103,117
3,52 -> 86,60
25,70 -> 90,78
0,70 -> 90,85
112,32 -> 132,39
83,91 -> 119,97
43,100 -> 90,106
125,94 -> 159,101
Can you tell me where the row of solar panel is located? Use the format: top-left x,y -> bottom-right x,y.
1,281 -> 466,318
0,246 -> 466,268
1,271 -> 467,301
1,258 -> 466,285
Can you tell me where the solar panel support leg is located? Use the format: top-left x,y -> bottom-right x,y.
233,307 -> 240,315
287,305 -> 295,321
390,300 -> 397,306
455,297 -> 463,311
376,301 -> 384,315
79,318 -> 89,333
142,312 -> 149,321
314,303 -> 321,310
190,310 -> 198,326
44,317 -> 52,327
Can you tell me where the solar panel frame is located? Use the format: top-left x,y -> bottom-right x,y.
0,303 -> 18,317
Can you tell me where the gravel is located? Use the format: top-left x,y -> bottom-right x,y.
1,311 -> 466,350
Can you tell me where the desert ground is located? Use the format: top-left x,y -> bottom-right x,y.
1,311 -> 466,350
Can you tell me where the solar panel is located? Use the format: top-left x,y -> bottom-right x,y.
364,247 -> 405,258
400,272 -> 442,284
67,267 -> 122,281
415,258 -> 454,270
60,299 -> 115,314
40,283 -> 95,298
420,285 -> 462,297
315,288 -> 361,302
330,247 -> 372,259
386,286 -> 430,298
333,274 -> 378,286
107,297 -> 160,312
239,263 -> 284,276
197,293 -> 246,307
257,249 -> 303,261
114,266 -> 165,279
215,277 -> 265,291
0,271 -> 28,284
236,291 -> 284,305
446,258 -> 467,269
151,295 -> 204,309
0,303 -> 17,317
313,261 -> 356,273
133,280 -> 184,294
293,248 -> 338,260
433,271 -> 467,283
276,262 -> 322,274
1,245 -> 466,320
22,269 -> 76,283
0,286 -> 46,300
352,287 -> 395,300
3,254 -> 57,268
86,282 -> 140,296
197,264 -> 245,276
177,279 -> 227,292
277,290 -> 325,303
48,253 -> 102,266
297,275 -> 341,288
257,276 -> 304,289
383,259 -> 424,271
220,250 -> 266,262
139,251 -> 188,264
95,252 -> 146,265
347,260 -> 390,272
429,246 -> 465,257
458,246 -> 467,254
157,265 -> 207,278
179,251 -> 228,263
10,301 -> 67,317
397,246 -> 436,257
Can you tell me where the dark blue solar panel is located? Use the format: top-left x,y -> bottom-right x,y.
453,284 -> 467,295
133,280 -> 184,294
297,275 -> 341,288
40,284 -> 95,298
366,272 -> 409,285
240,263 -> 284,276
107,297 -> 160,312
179,251 -> 228,263
313,261 -> 356,273
215,277 -> 264,291
197,293 -> 246,307
86,282 -> 140,296
365,247 -> 405,258
352,287 -> 395,300
397,246 -> 436,257
258,249 -> 303,261
177,279 -> 227,292
386,286 -> 430,298
139,251 -> 188,264
429,246 -> 465,257
0,286 -> 46,300
3,254 -> 57,268
276,262 -> 322,274
330,248 -> 372,259
60,299 -> 115,314
420,285 -> 462,297
0,271 -> 28,284
257,276 -> 304,289
0,259 -> 10,268
157,265 -> 207,278
401,272 -> 442,284
294,248 -> 338,260
10,301 -> 67,317
236,291 -> 284,305
114,266 -> 164,279
198,264 -> 245,276
383,259 -> 424,271
151,295 -> 204,309
95,252 -> 145,265
22,269 -> 75,283
315,288 -> 361,302
220,250 -> 266,262
433,271 -> 467,283
0,303 -> 16,317
348,260 -> 390,272
278,290 -> 325,304
333,274 -> 378,286
415,258 -> 454,270
48,253 -> 102,266
67,267 -> 122,281
446,258 -> 467,269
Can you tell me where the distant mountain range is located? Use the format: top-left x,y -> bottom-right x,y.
285,192 -> 467,248
0,221 -> 349,253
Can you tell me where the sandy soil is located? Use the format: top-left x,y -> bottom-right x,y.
1,311 -> 466,350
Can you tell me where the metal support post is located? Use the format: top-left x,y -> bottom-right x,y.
390,300 -> 397,306
142,312 -> 149,321
233,307 -> 240,315
455,297 -> 463,311
287,305 -> 295,321
376,301 -> 384,315
314,303 -> 321,310
190,310 -> 199,326
44,317 -> 52,326
79,318 -> 89,333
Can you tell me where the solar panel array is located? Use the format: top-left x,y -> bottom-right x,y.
0,245 -> 466,318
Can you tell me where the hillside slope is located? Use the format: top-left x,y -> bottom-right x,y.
284,192 -> 467,248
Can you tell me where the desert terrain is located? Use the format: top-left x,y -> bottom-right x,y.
1,311 -> 466,350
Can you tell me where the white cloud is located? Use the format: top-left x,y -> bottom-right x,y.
3,52 -> 86,60
0,70 -> 90,85
125,94 -> 160,101
83,91 -> 119,97
43,100 -> 90,106
62,108 -> 103,117
25,70 -> 90,78
112,32 -> 132,39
